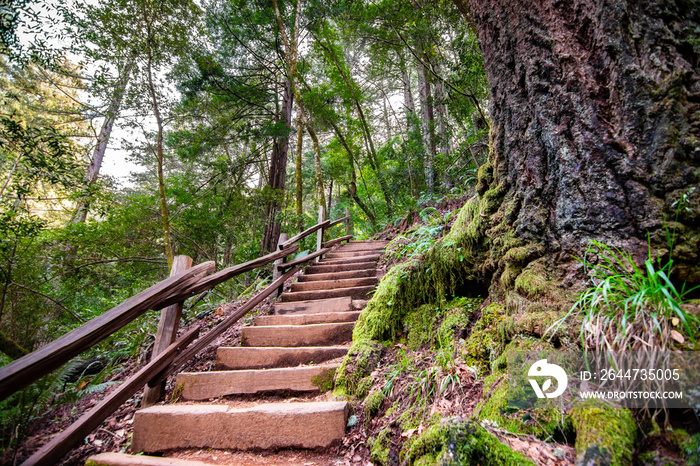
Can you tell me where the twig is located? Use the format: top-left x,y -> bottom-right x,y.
10,282 -> 84,323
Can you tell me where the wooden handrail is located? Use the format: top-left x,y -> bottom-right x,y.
22,326 -> 201,466
0,261 -> 215,402
174,244 -> 299,299
281,220 -> 330,249
322,235 -> 353,248
278,247 -> 331,270
327,215 -> 350,229
1,211 -> 353,464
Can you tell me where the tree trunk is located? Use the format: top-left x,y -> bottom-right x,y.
272,0 -> 326,216
313,36 -> 393,214
417,59 -> 437,194
462,0 -> 700,286
295,113 -> 304,231
144,12 -> 174,268
433,62 -> 452,189
72,60 -> 134,224
328,120 -> 377,225
262,78 -> 293,253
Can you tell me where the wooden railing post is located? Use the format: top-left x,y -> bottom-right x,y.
345,207 -> 352,238
316,204 -> 326,262
142,255 -> 192,407
273,233 -> 289,297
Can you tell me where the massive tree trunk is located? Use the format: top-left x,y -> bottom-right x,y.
458,0 -> 700,288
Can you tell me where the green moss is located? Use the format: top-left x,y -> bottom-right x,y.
512,259 -> 566,301
171,382 -> 185,403
403,419 -> 534,465
474,339 -> 568,440
570,406 -> 637,466
500,310 -> 563,340
398,409 -> 419,430
406,304 -> 439,350
369,429 -> 392,465
671,429 -> 700,465
355,376 -> 373,399
364,389 -> 385,418
503,243 -> 545,267
462,303 -> 506,373
436,306 -> 471,347
334,340 -> 383,396
476,161 -> 493,196
311,367 -> 336,392
481,183 -> 507,216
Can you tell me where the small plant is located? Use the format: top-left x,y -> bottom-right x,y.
550,240 -> 698,352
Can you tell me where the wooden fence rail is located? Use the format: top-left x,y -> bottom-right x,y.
6,210 -> 352,466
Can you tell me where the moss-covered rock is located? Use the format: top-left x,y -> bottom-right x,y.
474,338 -> 570,441
402,418 -> 534,465
334,340 -> 383,396
570,405 -> 637,466
364,389 -> 385,418
369,428 -> 393,465
462,303 -> 506,373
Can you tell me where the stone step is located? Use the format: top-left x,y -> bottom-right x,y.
254,311 -> 360,327
175,365 -> 339,400
241,322 -> 354,347
280,285 -> 376,302
85,453 -> 214,466
273,296 -> 352,315
298,269 -> 376,282
336,242 -> 387,250
340,240 -> 389,246
132,401 -> 348,452
324,250 -> 381,258
305,261 -> 378,274
290,276 -> 378,292
216,346 -> 349,370
318,254 -> 380,265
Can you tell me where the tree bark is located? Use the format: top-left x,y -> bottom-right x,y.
463,0 -> 700,285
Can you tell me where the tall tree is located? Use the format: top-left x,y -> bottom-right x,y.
272,0 -> 326,217
454,0 -> 700,288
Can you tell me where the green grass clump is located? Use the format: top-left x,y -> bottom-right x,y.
550,240 -> 699,352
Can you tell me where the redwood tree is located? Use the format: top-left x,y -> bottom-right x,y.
455,0 -> 699,288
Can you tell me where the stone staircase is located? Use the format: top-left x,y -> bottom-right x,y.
86,240 -> 387,466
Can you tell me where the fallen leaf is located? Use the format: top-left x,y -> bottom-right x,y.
401,428 -> 417,438
671,330 -> 685,344
672,317 -> 680,326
